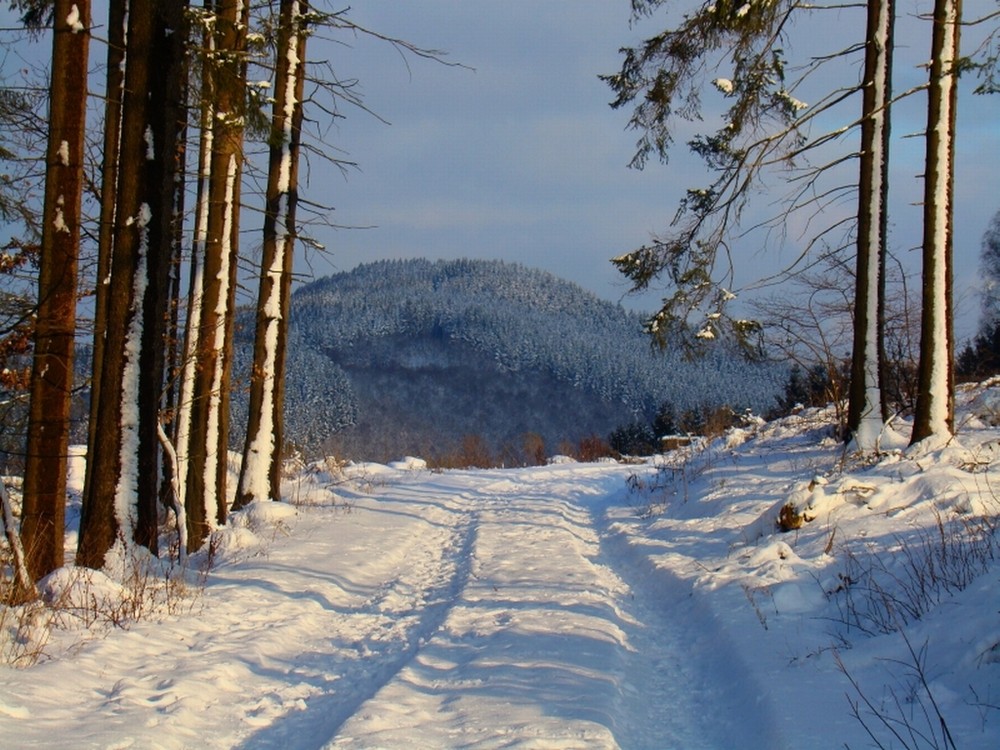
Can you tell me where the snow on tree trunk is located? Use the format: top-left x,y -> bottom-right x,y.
175,17 -> 216,518
235,0 -> 308,509
22,0 -> 90,580
82,0 -> 125,515
134,0 -> 189,554
185,0 -> 249,548
113,203 -> 151,541
848,0 -> 893,453
77,3 -> 157,568
910,0 -> 960,448
157,421 -> 187,563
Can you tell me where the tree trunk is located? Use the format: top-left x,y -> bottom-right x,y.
847,0 -> 893,452
82,0 -> 125,515
910,0 -> 961,447
235,0 -> 309,509
77,1 -> 157,568
185,0 -> 249,547
174,2 -> 217,535
21,0 -> 90,581
129,0 -> 190,552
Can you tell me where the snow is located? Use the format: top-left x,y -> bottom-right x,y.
712,78 -> 734,95
203,153 -> 240,526
66,4 -> 84,33
113,203 -> 151,542
3,384 -> 1000,748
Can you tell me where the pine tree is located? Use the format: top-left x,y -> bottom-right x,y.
80,0 -> 125,534
21,0 -> 90,581
185,0 -> 251,547
235,0 -> 309,509
910,0 -> 962,447
847,0 -> 894,451
78,0 -> 159,567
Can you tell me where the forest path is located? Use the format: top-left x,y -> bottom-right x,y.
0,462 -> 767,750
318,463 -> 759,749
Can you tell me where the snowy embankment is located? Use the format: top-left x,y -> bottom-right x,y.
2,384 -> 1000,748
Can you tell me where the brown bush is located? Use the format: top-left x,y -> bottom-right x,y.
576,434 -> 615,462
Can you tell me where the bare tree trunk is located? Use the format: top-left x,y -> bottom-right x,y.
22,0 -> 90,580
133,0 -> 190,553
235,0 -> 309,509
82,0 -> 125,514
77,1 -> 156,568
847,0 -> 893,451
910,0 -> 961,447
186,0 -> 249,547
174,3 -> 217,530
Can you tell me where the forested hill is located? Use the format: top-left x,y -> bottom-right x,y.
233,258 -> 784,461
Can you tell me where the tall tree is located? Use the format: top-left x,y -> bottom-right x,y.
185,0 -> 250,547
77,0 -> 158,567
173,4 -> 217,546
21,0 -> 90,581
847,0 -> 894,451
133,0 -> 190,551
81,0 -> 126,542
910,0 -> 962,446
235,0 -> 309,509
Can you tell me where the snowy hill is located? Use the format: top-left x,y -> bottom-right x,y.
233,258 -> 784,461
3,382 -> 1000,748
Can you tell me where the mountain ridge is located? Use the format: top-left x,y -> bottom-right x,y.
232,258 -> 783,461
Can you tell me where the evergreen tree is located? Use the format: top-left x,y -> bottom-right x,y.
21,0 -> 90,582
910,0 -> 962,447
78,0 -> 159,567
185,0 -> 251,547
235,0 -> 309,509
847,0 -> 894,451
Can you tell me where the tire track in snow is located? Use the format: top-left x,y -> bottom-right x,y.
327,468 -> 645,748
235,504 -> 479,750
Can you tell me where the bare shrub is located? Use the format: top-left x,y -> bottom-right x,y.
429,434 -> 496,470
831,512 -> 1000,637
522,432 -> 546,466
576,434 -> 614,462
837,630 -> 957,750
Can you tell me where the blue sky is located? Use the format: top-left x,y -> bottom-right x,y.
2,1 -> 996,341
302,0 -> 1000,341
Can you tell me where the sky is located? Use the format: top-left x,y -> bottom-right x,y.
1,1 -> 997,341
296,0 -> 1000,341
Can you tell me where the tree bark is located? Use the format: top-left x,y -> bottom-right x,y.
133,0 -> 190,553
82,0 -> 125,515
186,0 -> 249,547
910,0 -> 960,446
235,0 -> 309,509
174,1 -> 217,536
77,0 -> 157,568
22,0 -> 90,580
847,0 -> 893,451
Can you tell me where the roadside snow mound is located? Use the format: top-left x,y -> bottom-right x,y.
609,383 -> 1000,747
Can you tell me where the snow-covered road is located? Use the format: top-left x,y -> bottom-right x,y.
9,395 -> 1000,749
2,462 -> 776,749
249,464 -> 777,749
